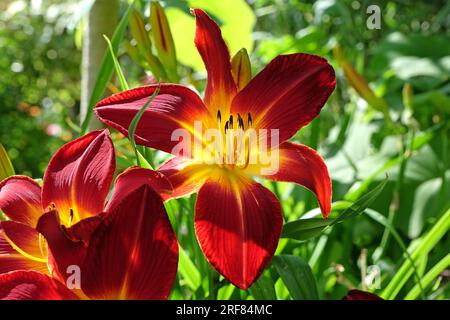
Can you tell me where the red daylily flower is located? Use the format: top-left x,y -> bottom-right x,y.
94,9 -> 335,289
0,175 -> 178,300
0,130 -> 115,275
0,130 -> 176,288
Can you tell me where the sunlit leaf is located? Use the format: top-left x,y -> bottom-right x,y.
166,0 -> 255,71
0,143 -> 15,181
128,85 -> 160,167
103,35 -> 129,91
179,246 -> 201,291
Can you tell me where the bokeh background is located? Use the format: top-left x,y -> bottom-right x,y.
0,0 -> 449,299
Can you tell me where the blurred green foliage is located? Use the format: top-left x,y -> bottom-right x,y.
0,1 -> 81,176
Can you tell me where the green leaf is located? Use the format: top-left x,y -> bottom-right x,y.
281,218 -> 329,241
80,1 -> 135,135
248,274 -> 277,300
281,179 -> 387,241
0,143 -> 15,181
331,177 -> 388,226
178,246 -> 202,291
405,253 -> 450,300
272,255 -> 318,300
382,207 -> 450,300
128,86 -> 160,167
103,34 -> 129,91
136,150 -> 152,169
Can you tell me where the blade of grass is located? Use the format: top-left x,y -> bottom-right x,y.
379,130 -> 415,257
331,177 -> 388,226
178,246 -> 202,292
381,207 -> 450,299
128,85 -> 160,167
405,253 -> 450,300
103,35 -> 154,169
103,34 -> 129,91
80,1 -> 135,135
282,178 -> 387,242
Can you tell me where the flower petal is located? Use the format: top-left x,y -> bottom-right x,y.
42,130 -> 115,225
0,222 -> 48,274
81,185 -> 178,300
231,53 -> 336,144
36,211 -> 88,282
65,216 -> 102,244
246,142 -> 332,218
192,8 -> 237,113
195,171 -> 283,289
95,84 -> 210,155
105,166 -> 173,211
0,176 -> 42,227
157,157 -> 212,201
0,270 -> 79,300
1,221 -> 46,261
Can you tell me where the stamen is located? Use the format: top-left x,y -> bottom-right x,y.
69,208 -> 74,226
217,110 -> 221,123
224,121 -> 229,133
247,113 -> 252,128
229,115 -> 233,129
238,118 -> 244,130
237,113 -> 244,129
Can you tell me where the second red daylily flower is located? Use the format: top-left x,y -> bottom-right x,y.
0,174 -> 179,300
94,9 -> 336,289
0,130 -> 175,286
0,130 -> 115,275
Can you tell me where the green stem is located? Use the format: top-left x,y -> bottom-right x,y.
381,207 -> 450,299
405,253 -> 450,300
380,130 -> 414,255
439,126 -> 448,209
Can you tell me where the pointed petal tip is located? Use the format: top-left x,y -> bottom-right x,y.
195,175 -> 282,290
190,8 -> 203,17
42,129 -> 115,223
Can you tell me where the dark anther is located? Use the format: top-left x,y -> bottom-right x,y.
50,203 -> 56,209
224,121 -> 229,132
69,208 -> 74,220
229,115 -> 233,129
237,113 -> 244,129
247,113 -> 252,127
238,117 -> 244,129
217,110 -> 221,123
